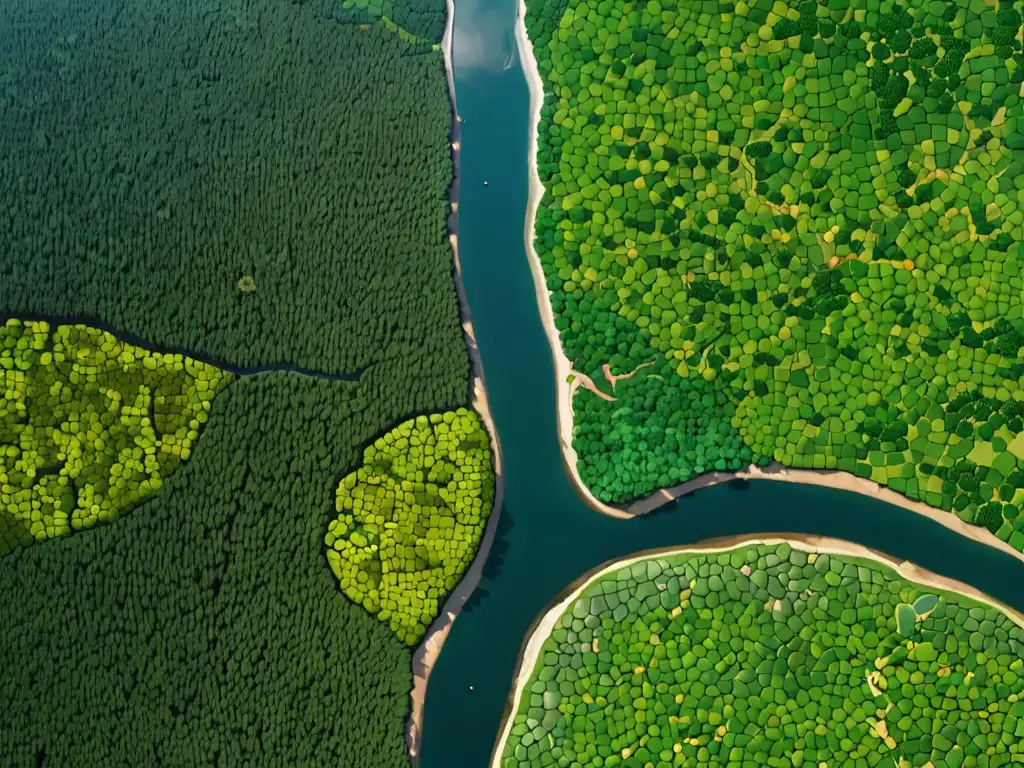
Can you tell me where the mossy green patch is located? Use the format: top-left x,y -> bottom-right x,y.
325,408 -> 495,645
1,319 -> 230,554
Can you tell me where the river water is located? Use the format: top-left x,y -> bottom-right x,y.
419,0 -> 1024,765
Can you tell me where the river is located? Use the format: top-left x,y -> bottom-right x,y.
419,0 -> 1024,765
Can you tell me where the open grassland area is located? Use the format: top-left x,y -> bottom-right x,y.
0,0 -> 498,765
499,542 -> 1024,768
524,0 -> 1024,546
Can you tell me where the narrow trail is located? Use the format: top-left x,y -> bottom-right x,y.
601,360 -> 654,390
569,370 -> 615,402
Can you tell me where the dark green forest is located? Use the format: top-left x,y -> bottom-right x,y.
0,375 -> 414,765
0,0 -> 471,765
0,0 -> 463,385
309,0 -> 450,44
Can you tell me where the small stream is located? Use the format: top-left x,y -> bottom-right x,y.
419,0 -> 1024,764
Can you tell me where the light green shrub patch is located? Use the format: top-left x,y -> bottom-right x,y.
500,543 -> 1024,767
1,319 -> 229,553
326,408 -> 495,644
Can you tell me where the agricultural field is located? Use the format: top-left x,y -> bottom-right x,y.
524,0 -> 1024,547
327,409 -> 496,645
0,0 -> 492,764
498,542 -> 1024,767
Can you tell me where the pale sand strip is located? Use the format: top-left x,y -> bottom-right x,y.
513,3 -> 1024,565
489,534 -> 1024,767
406,3 -> 506,763
515,0 -> 622,520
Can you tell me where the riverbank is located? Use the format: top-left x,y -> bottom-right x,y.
489,533 -> 1024,766
626,463 -> 1024,565
514,0 -> 634,524
511,5 -> 1024,564
406,2 -> 507,762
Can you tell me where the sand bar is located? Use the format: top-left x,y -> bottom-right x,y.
513,2 -> 1024,564
405,3 -> 506,763
489,534 -> 1024,766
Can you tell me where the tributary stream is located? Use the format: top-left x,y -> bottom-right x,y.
420,0 -> 1024,764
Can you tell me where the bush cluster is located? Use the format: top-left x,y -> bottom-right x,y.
326,408 -> 494,645
1,319 -> 228,554
500,543 -> 1024,767
525,0 -> 1024,536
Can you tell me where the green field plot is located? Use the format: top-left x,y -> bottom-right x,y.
499,542 -> 1024,767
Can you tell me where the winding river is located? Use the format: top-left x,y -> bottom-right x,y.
421,0 -> 1024,765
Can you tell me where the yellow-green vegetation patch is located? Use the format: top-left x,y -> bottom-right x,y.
325,408 -> 495,645
1,319 -> 230,553
524,0 -> 1024,546
499,542 -> 1024,767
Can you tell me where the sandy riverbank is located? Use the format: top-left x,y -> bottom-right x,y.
512,6 -> 1024,565
489,534 -> 1024,766
405,2 -> 507,763
515,0 -> 630,522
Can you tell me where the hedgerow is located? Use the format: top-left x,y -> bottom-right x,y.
499,543 -> 1024,767
0,374 -> 419,766
1,319 -> 228,554
525,0 -> 1024,544
0,0 -> 466,390
326,408 -> 495,645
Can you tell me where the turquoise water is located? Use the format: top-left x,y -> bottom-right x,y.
420,0 -> 1024,765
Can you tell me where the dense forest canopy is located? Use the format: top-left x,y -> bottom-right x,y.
0,0 -> 464,385
525,0 -> 1024,550
1,374 -> 415,766
0,0 -> 475,765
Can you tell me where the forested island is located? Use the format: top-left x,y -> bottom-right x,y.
498,539 -> 1024,767
523,0 -> 1024,554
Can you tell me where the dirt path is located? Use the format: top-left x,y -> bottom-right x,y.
571,370 -> 615,402
601,360 -> 654,390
